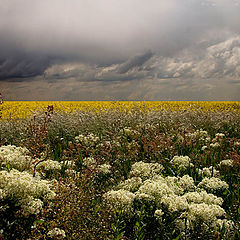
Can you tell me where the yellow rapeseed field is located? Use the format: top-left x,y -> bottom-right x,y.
0,101 -> 240,120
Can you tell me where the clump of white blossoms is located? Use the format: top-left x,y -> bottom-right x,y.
0,169 -> 55,216
48,228 -> 66,239
0,145 -> 32,171
161,194 -> 189,212
184,190 -> 223,205
135,192 -> 154,202
137,175 -> 195,205
20,197 -> 44,215
197,166 -> 219,178
36,160 -> 61,171
177,175 -> 196,192
210,142 -> 220,148
218,159 -> 234,167
97,163 -> 111,175
170,156 -> 193,171
215,133 -> 225,139
75,133 -> 100,146
104,160 -> 233,236
103,189 -> 135,215
198,177 -> 229,192
183,203 -> 226,224
137,176 -> 174,201
130,161 -> 164,179
117,177 -> 143,192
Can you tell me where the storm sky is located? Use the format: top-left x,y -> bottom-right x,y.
1,0 -> 240,100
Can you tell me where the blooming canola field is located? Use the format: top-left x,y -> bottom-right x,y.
0,101 -> 240,239
1,101 -> 240,120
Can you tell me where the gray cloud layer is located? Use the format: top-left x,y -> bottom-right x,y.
44,36 -> 240,82
0,0 -> 240,99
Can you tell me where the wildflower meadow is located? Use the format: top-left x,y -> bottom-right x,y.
0,101 -> 239,240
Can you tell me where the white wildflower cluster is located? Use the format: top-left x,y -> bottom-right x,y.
0,169 -> 55,216
215,133 -> 225,139
21,197 -> 44,215
198,177 -> 229,192
163,176 -> 185,195
137,175 -> 195,207
135,192 -> 154,202
186,130 -> 210,143
174,202 -> 228,234
130,161 -> 164,179
104,161 -> 232,234
137,176 -> 174,200
139,176 -> 228,232
197,166 -> 219,177
117,177 -> 143,192
218,159 -> 234,167
161,195 -> 189,212
97,163 -> 111,175
210,142 -> 220,148
170,156 -> 193,171
75,133 -> 100,146
103,189 -> 135,214
48,228 -> 66,239
177,175 -> 196,192
186,203 -> 225,223
36,160 -> 61,171
184,190 -> 223,205
0,145 -> 32,171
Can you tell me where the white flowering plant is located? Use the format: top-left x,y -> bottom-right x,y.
104,159 -> 235,239
48,227 -> 66,239
0,168 -> 56,239
0,145 -> 33,171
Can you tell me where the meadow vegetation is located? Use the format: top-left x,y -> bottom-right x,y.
0,101 -> 240,239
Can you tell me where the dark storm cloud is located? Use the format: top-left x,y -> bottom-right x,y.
1,0 -> 240,81
117,51 -> 153,74
43,51 -> 155,83
0,55 -> 50,80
